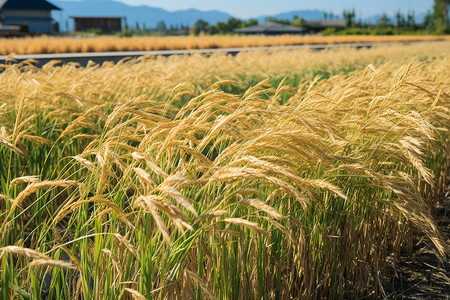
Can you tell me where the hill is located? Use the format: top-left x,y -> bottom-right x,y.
52,0 -> 232,31
50,0 -> 428,32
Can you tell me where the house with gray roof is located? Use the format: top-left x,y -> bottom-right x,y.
303,20 -> 347,31
0,0 -> 61,34
70,16 -> 124,33
234,22 -> 306,35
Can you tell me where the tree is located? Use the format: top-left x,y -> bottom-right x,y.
406,11 -> 415,30
423,10 -> 435,31
291,18 -> 304,28
377,13 -> 392,29
156,20 -> 167,33
193,19 -> 209,35
356,19 -> 364,28
214,21 -> 227,34
343,9 -> 356,27
212,18 -> 258,34
265,16 -> 290,25
247,19 -> 258,27
396,11 -> 406,28
433,0 -> 449,32
225,17 -> 243,31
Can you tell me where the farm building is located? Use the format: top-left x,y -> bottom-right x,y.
70,16 -> 124,33
0,24 -> 20,36
0,0 -> 61,34
234,22 -> 307,35
303,20 -> 347,31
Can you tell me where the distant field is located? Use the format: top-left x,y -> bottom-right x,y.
0,42 -> 449,299
0,34 -> 449,55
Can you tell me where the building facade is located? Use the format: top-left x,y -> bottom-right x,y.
71,17 -> 123,33
303,20 -> 347,31
234,22 -> 306,35
0,0 -> 61,34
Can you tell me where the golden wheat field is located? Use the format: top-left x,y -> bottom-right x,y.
0,42 -> 449,299
0,34 -> 449,55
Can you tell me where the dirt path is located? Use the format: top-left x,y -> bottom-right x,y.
383,185 -> 450,299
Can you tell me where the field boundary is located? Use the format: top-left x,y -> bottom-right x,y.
0,40 -> 446,67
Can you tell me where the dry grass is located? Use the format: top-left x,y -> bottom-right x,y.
0,42 -> 449,299
0,34 -> 449,55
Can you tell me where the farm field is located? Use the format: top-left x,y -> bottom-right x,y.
0,42 -> 449,299
0,34 -> 450,55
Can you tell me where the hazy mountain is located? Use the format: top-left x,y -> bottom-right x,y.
366,12 -> 427,25
51,0 -> 232,31
49,0 -> 428,32
257,10 -> 327,23
267,10 -> 428,25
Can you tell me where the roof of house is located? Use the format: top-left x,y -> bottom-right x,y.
303,20 -> 347,28
235,22 -> 306,34
0,0 -> 61,11
69,16 -> 125,20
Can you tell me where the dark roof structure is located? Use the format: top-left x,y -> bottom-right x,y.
303,20 -> 347,29
0,0 -> 61,10
69,16 -> 126,19
235,22 -> 306,35
70,16 -> 124,33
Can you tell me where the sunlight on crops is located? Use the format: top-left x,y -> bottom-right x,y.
0,34 -> 449,55
0,42 -> 449,299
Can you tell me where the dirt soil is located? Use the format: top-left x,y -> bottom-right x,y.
382,185 -> 450,299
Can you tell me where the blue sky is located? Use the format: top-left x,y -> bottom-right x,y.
108,0 -> 434,19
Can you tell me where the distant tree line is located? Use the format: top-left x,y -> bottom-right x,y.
116,0 -> 449,37
190,18 -> 259,35
335,0 -> 449,35
118,17 -> 259,36
118,20 -> 191,36
431,0 -> 450,33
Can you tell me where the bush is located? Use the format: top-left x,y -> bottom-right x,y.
322,27 -> 336,35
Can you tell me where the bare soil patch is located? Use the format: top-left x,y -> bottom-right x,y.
382,185 -> 450,299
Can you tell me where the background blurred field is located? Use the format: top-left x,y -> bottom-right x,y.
0,34 -> 450,55
0,42 -> 449,299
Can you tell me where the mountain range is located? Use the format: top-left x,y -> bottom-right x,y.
52,0 -> 231,31
50,0 -> 428,31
